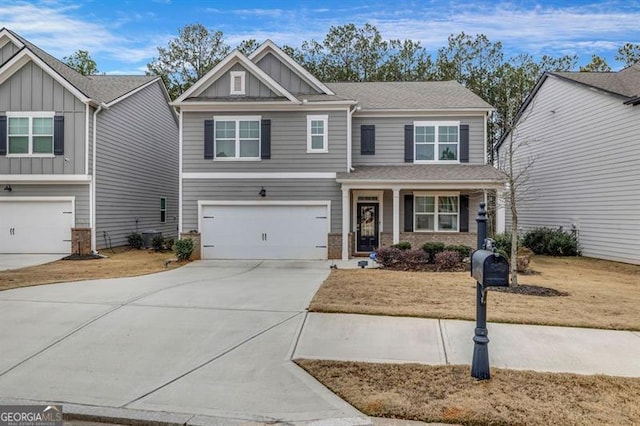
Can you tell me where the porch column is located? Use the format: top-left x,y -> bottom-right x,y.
392,187 -> 400,244
341,185 -> 350,260
496,186 -> 507,233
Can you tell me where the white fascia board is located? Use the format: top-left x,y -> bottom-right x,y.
174,50 -> 298,104
0,174 -> 92,183
249,40 -> 335,95
175,102 -> 352,112
105,77 -> 161,107
183,172 -> 336,179
353,108 -> 493,117
0,29 -> 24,49
0,50 -> 91,103
333,180 -> 505,190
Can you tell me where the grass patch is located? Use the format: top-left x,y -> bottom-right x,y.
297,359 -> 640,426
310,256 -> 640,330
0,246 -> 184,291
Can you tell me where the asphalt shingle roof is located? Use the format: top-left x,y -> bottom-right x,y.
337,164 -> 506,182
551,64 -> 640,99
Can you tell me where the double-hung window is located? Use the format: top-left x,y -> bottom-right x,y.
214,116 -> 260,160
414,193 -> 459,231
414,121 -> 459,162
160,197 -> 167,223
6,112 -> 55,156
307,115 -> 328,153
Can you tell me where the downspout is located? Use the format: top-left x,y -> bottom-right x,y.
91,103 -> 107,253
347,104 -> 358,172
178,108 -> 183,235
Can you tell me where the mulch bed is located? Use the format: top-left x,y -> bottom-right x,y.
62,254 -> 104,260
490,284 -> 569,297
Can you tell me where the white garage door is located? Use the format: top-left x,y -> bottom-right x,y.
201,203 -> 328,260
0,198 -> 74,254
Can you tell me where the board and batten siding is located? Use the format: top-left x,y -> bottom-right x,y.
182,110 -> 348,173
199,63 -> 278,98
352,115 -> 486,166
499,75 -> 640,264
0,42 -> 19,67
95,81 -> 178,249
255,53 -> 319,95
0,61 -> 86,175
0,184 -> 90,227
182,178 -> 342,233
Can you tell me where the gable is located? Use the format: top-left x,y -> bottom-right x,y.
0,41 -> 20,68
256,52 -> 320,95
198,63 -> 280,99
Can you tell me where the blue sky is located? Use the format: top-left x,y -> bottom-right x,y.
1,0 -> 639,74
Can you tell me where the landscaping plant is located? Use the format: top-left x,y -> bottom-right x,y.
126,232 -> 143,249
522,227 -> 580,256
434,250 -> 461,271
152,235 -> 165,252
173,238 -> 194,261
422,242 -> 445,263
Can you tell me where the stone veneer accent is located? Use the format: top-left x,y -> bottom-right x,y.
380,232 -> 476,249
71,228 -> 92,255
328,233 -> 355,259
180,231 -> 201,260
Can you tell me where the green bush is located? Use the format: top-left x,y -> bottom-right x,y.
522,227 -> 580,256
127,232 -> 143,249
173,238 -> 194,261
391,241 -> 412,250
493,233 -> 518,258
163,237 -> 175,251
422,242 -> 445,263
152,235 -> 165,251
444,244 -> 472,259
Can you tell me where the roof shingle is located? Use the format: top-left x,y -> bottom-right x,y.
551,64 -> 640,99
337,164 -> 506,182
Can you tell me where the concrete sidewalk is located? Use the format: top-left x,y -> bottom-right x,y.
294,313 -> 640,377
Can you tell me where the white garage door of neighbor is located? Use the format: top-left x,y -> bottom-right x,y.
201,204 -> 328,260
0,199 -> 74,254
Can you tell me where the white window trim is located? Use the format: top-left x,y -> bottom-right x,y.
5,111 -> 55,157
413,120 -> 460,164
213,115 -> 261,161
230,71 -> 246,95
413,191 -> 460,232
307,115 -> 328,153
160,197 -> 167,223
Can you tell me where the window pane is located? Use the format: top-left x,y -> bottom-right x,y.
439,196 -> 458,213
311,120 -> 324,134
239,139 -> 259,157
32,136 -> 53,153
8,117 -> 28,135
160,211 -> 166,222
33,117 -> 53,134
439,214 -> 458,231
239,121 -> 259,139
415,196 -> 435,213
439,126 -> 458,143
311,135 -> 324,150
233,76 -> 242,92
415,126 -> 435,143
8,136 -> 29,153
215,121 -> 235,138
216,140 -> 235,157
160,198 -> 166,209
439,144 -> 457,160
415,214 -> 434,231
416,143 -> 434,161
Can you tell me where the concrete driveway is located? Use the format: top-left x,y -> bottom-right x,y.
0,261 -> 364,424
0,254 -> 63,271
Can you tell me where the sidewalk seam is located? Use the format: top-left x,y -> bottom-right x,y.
438,319 -> 450,365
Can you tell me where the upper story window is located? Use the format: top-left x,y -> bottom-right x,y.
230,71 -> 246,95
6,112 -> 54,156
414,193 -> 459,232
214,116 -> 260,160
160,197 -> 167,223
307,115 -> 328,153
414,121 -> 459,162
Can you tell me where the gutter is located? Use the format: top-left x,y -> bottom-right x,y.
90,102 -> 108,254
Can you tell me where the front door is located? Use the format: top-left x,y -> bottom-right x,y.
356,203 -> 379,253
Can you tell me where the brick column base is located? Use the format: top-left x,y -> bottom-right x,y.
180,232 -> 201,260
71,228 -> 92,255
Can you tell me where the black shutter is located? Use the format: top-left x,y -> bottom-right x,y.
459,195 -> 469,232
404,194 -> 414,232
361,125 -> 375,155
204,120 -> 214,159
404,124 -> 414,163
53,115 -> 64,155
261,119 -> 271,159
0,115 -> 6,155
460,124 -> 469,163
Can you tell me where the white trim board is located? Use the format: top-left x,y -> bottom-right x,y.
0,175 -> 92,183
0,196 -> 75,203
182,172 -> 337,179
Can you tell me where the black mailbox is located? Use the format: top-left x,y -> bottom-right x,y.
471,250 -> 510,287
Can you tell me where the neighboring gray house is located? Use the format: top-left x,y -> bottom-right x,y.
173,40 -> 505,260
496,66 -> 640,265
0,28 -> 178,254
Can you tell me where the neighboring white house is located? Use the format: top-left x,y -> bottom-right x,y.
496,65 -> 640,265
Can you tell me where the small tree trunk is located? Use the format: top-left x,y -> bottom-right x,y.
510,211 -> 519,286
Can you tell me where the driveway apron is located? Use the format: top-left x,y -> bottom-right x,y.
0,261 -> 362,423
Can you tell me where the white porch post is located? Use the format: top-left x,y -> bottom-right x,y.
392,187 -> 400,244
496,186 -> 507,233
341,185 -> 350,260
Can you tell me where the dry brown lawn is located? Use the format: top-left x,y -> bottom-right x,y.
310,256 -> 640,330
0,247 -> 184,291
297,360 -> 640,426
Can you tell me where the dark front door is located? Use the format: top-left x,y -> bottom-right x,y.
357,203 -> 379,252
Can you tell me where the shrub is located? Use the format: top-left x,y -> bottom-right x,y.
422,242 -> 445,263
444,244 -> 472,259
401,249 -> 429,270
522,227 -> 580,256
434,250 -> 461,271
173,238 -> 194,261
374,247 -> 428,270
127,232 -> 143,249
152,235 -> 165,251
493,232 -> 516,258
163,237 -> 175,251
391,241 -> 412,250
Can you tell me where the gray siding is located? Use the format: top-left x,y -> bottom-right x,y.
95,81 -> 178,249
352,115 -> 485,165
0,184 -> 90,226
199,63 -> 278,98
499,75 -> 640,264
0,61 -> 86,175
256,53 -> 319,94
182,178 -> 342,233
183,110 -> 348,172
0,41 -> 19,66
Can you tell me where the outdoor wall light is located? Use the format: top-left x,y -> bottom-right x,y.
259,187 -> 266,197
3,185 -> 11,192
